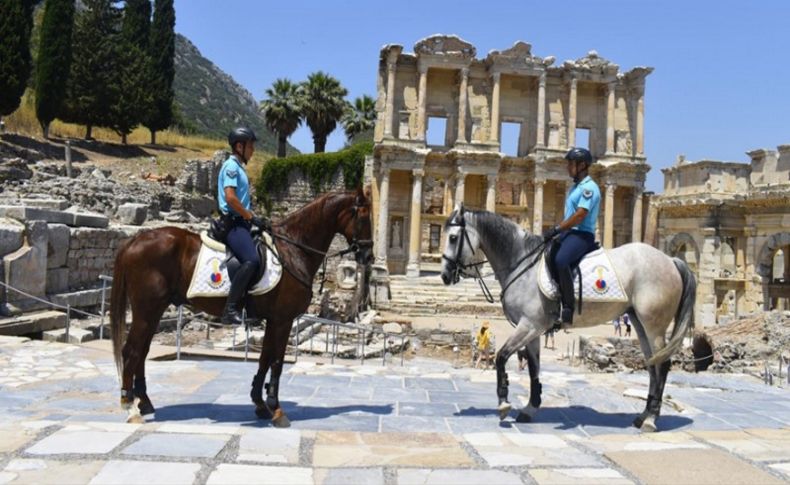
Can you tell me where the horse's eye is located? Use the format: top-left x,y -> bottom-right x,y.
449,234 -> 458,243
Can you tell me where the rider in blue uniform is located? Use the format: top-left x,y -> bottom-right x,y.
542,147 -> 601,326
218,127 -> 269,325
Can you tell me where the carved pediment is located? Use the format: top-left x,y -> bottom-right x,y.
564,50 -> 619,75
486,41 -> 555,70
414,34 -> 476,59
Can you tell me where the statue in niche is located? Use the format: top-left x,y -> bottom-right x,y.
390,219 -> 402,249
616,130 -> 633,154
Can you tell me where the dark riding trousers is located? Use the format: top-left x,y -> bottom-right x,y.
553,230 -> 596,272
225,216 -> 260,271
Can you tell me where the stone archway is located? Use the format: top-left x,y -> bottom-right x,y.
667,232 -> 700,273
757,232 -> 790,310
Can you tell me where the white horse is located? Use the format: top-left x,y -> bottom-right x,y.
440,205 -> 696,432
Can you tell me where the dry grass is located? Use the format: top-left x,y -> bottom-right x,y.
3,90 -> 226,156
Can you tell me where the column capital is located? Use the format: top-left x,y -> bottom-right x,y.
632,185 -> 644,197
534,177 -> 546,187
491,71 -> 501,82
379,165 -> 391,178
386,60 -> 397,71
486,173 -> 497,184
605,180 -> 617,191
538,72 -> 547,87
412,168 -> 425,178
418,63 -> 429,75
459,67 -> 470,78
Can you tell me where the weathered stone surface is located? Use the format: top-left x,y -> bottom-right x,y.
43,327 -> 94,344
3,221 -> 47,307
0,158 -> 33,183
0,218 -> 24,256
46,268 -> 69,294
19,199 -> 69,210
46,224 -> 69,268
49,288 -> 104,308
0,310 -> 67,336
116,203 -> 148,226
0,206 -> 72,226
67,209 -> 109,228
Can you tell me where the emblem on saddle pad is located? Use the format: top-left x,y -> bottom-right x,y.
208,257 -> 224,289
593,266 -> 608,294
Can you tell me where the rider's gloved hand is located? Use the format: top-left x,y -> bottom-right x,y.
542,225 -> 561,242
250,216 -> 271,232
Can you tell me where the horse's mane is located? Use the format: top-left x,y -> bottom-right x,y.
448,209 -> 543,256
277,191 -> 356,230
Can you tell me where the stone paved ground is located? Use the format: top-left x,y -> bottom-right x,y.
0,335 -> 788,484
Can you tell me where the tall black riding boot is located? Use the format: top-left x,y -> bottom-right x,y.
222,261 -> 258,325
557,266 -> 575,325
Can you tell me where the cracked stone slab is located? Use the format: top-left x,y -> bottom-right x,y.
89,460 -> 201,485
206,464 -> 313,485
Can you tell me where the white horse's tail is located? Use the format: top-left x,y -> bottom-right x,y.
647,257 -> 697,366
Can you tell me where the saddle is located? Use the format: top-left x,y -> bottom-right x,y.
207,223 -> 267,282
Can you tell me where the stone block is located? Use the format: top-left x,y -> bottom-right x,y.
0,218 -> 24,257
46,268 -> 69,294
19,199 -> 69,210
42,327 -> 94,344
116,203 -> 148,226
0,310 -> 66,336
49,288 -> 105,308
68,210 -> 109,228
46,224 -> 69,268
3,221 -> 47,305
0,206 -> 72,225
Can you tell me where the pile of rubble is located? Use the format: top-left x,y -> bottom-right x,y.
578,311 -> 790,375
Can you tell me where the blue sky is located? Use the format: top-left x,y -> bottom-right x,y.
174,0 -> 789,192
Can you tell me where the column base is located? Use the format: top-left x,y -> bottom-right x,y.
369,263 -> 391,306
406,261 -> 421,279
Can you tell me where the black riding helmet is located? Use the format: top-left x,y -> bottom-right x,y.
228,127 -> 257,149
564,147 -> 593,165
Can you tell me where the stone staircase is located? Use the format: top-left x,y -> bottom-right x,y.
377,274 -> 504,317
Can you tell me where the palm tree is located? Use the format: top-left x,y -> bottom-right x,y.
300,71 -> 348,153
341,94 -> 376,143
260,78 -> 302,158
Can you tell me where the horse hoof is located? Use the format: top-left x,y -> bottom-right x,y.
640,418 -> 657,433
255,404 -> 272,420
138,400 -> 155,416
120,398 -> 134,411
632,416 -> 644,429
272,408 -> 291,428
516,412 -> 532,423
126,414 -> 145,424
497,402 -> 512,421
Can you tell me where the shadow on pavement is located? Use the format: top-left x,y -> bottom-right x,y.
153,402 -> 395,425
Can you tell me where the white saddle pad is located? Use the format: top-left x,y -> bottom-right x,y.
186,231 -> 283,299
538,248 -> 628,302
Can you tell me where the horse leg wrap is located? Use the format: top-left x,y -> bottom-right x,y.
133,377 -> 147,395
250,373 -> 265,404
529,379 -> 542,408
497,371 -> 510,403
265,382 -> 278,411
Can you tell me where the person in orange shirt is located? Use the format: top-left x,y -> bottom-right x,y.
475,321 -> 492,369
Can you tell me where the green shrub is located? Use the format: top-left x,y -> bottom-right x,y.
256,141 -> 372,213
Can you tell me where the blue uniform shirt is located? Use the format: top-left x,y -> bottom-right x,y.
564,175 -> 601,234
218,155 -> 251,215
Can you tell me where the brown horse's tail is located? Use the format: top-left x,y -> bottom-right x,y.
110,239 -> 132,383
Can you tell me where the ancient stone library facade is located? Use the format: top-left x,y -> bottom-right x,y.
654,146 -> 790,326
367,35 -> 653,277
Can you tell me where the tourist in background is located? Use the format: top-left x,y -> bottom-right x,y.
613,316 -> 622,337
623,313 -> 632,337
475,321 -> 492,369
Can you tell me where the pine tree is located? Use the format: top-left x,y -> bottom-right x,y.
35,0 -> 75,139
61,0 -> 120,139
143,0 -> 175,144
0,0 -> 35,117
111,0 -> 152,144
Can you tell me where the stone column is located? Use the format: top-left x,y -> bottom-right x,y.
603,181 -> 616,248
735,236 -> 745,279
375,167 -> 390,265
416,65 -> 428,141
454,171 -> 467,206
490,72 -> 501,143
606,82 -> 616,154
536,73 -> 546,148
567,77 -> 577,147
631,187 -> 643,243
532,178 -> 545,234
406,168 -> 424,278
443,176 -> 454,214
518,182 -> 529,228
485,174 -> 497,212
636,86 -> 645,156
456,68 -> 469,144
384,59 -> 397,138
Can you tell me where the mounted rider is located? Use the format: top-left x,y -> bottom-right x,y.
542,147 -> 601,326
218,127 -> 270,325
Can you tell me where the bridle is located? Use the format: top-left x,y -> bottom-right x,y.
263,198 -> 372,293
442,209 -> 548,303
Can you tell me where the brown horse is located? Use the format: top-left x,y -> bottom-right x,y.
110,189 -> 372,426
